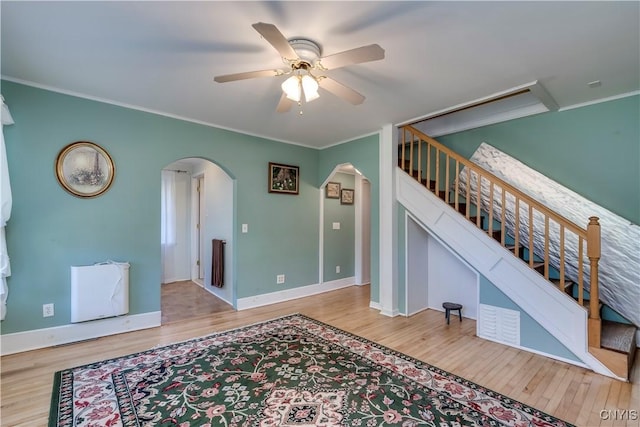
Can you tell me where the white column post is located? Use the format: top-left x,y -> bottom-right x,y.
379,124 -> 398,316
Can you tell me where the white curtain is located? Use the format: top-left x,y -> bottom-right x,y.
160,170 -> 177,284
1,96 -> 14,321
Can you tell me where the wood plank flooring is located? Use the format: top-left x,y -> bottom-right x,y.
161,280 -> 234,324
1,283 -> 638,426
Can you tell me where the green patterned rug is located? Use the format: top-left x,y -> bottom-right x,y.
50,314 -> 573,426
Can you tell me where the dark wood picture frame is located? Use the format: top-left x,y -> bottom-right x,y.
326,182 -> 341,199
268,162 -> 299,195
340,188 -> 354,205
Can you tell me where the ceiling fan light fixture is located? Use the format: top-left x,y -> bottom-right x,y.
301,74 -> 319,102
214,23 -> 384,112
282,69 -> 320,104
282,75 -> 302,102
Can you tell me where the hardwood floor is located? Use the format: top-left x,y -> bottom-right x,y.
161,280 -> 234,324
1,284 -> 638,426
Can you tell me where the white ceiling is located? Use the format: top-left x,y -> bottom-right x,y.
2,1 -> 638,149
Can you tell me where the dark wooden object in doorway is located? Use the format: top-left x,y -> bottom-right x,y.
212,239 -> 225,287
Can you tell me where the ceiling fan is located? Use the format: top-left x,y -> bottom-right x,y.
214,22 -> 385,112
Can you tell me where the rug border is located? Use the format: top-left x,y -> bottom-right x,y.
49,371 -> 62,427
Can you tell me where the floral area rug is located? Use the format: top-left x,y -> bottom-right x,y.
50,314 -> 573,426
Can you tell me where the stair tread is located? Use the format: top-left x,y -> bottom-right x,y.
550,278 -> 574,290
601,320 -> 638,354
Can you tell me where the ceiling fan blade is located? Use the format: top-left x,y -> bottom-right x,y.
318,77 -> 365,105
319,44 -> 385,70
214,69 -> 281,83
276,93 -> 294,113
252,22 -> 299,60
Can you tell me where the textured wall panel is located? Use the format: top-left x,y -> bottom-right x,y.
458,143 -> 639,327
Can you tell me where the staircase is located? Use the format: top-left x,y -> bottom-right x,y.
398,125 -> 637,381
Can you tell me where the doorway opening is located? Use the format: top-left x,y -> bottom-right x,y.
320,163 -> 372,297
161,158 -> 235,324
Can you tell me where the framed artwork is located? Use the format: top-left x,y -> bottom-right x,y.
268,162 -> 299,195
55,141 -> 115,198
326,182 -> 341,199
340,188 -> 354,205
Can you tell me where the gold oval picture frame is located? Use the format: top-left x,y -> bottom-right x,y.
55,141 -> 115,198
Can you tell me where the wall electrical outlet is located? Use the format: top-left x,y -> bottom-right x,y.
276,274 -> 285,284
43,303 -> 54,317
336,265 -> 341,273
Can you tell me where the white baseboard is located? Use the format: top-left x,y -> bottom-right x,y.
0,311 -> 161,356
369,301 -> 382,311
236,277 -> 355,311
380,308 -> 400,317
203,285 -> 233,307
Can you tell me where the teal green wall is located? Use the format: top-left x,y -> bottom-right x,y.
323,173 -> 355,281
479,276 -> 580,362
1,81 -> 321,333
437,95 -> 640,224
319,134 -> 380,302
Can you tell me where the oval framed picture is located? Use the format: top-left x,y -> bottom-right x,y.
55,141 -> 115,198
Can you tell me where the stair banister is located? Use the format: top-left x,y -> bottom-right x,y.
401,126 -> 589,236
400,125 -> 602,347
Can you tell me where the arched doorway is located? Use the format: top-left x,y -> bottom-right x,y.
320,163 -> 372,293
160,158 -> 235,323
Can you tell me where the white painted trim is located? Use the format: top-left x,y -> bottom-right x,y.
396,171 -> 619,379
190,174 -> 202,283
559,90 -> 640,112
380,308 -> 400,317
527,81 -> 559,111
369,301 -> 382,311
318,187 -> 325,285
396,81 -> 545,127
379,124 -> 398,316
0,312 -> 161,356
203,285 -> 233,307
403,307 -> 429,317
320,130 -> 381,150
425,103 -> 549,138
479,334 -> 589,369
403,211 -> 409,317
236,278 -> 355,311
354,174 -> 363,285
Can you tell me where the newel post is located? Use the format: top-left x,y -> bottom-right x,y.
587,216 -> 601,348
